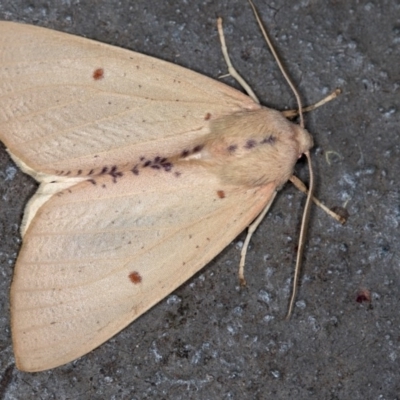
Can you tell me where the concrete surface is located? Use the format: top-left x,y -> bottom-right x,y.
0,0 -> 399,398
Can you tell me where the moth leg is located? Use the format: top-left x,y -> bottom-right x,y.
282,88 -> 342,118
217,17 -> 260,104
290,175 -> 346,224
239,191 -> 277,286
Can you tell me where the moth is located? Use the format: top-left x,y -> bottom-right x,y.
0,5 -> 340,372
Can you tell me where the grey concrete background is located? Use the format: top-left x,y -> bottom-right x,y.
0,0 -> 399,398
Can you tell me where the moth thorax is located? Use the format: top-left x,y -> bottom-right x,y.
199,108 -> 313,187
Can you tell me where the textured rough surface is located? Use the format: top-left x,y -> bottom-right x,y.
0,0 -> 399,398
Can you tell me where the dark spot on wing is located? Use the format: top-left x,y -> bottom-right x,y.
128,271 -> 142,284
132,165 -> 139,175
204,112 -> 211,120
227,144 -> 237,153
244,139 -> 257,149
88,179 -> 96,185
217,190 -> 225,199
162,162 -> 172,171
77,152 -> 180,183
192,144 -> 204,153
181,149 -> 190,158
109,165 -> 123,182
260,136 -> 276,145
129,156 -> 175,176
93,68 -> 104,80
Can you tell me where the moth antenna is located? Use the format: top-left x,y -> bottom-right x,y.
248,0 -> 315,318
247,0 -> 304,128
286,151 -> 314,319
